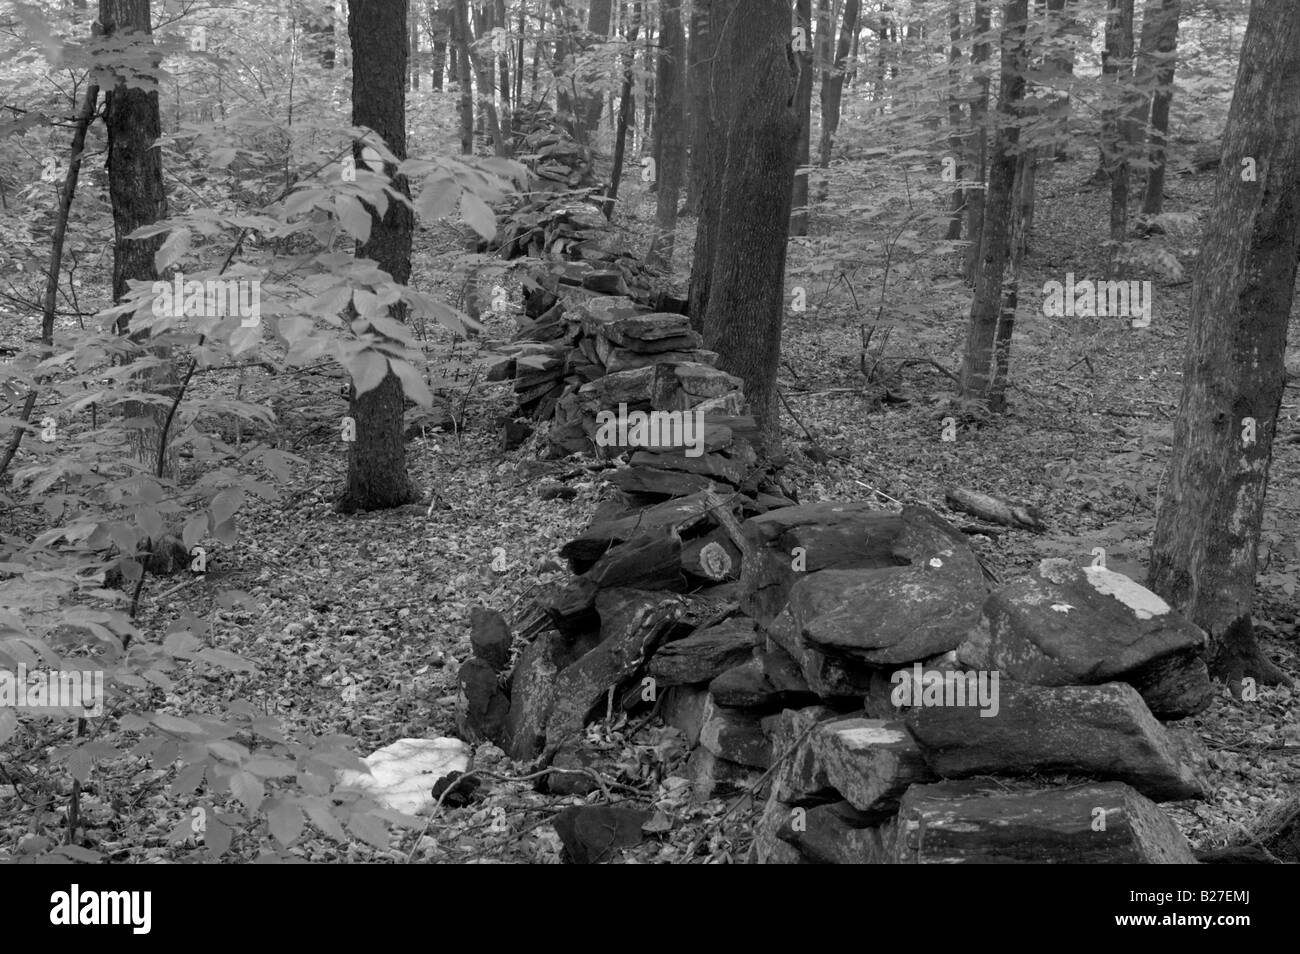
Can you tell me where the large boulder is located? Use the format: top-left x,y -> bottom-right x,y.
738,503 -> 985,629
889,780 -> 1198,864
902,681 -> 1208,802
957,559 -> 1208,687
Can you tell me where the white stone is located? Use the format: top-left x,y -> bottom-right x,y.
337,737 -> 471,815
1083,566 -> 1170,620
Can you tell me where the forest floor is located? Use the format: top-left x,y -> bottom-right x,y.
4,153 -> 1298,863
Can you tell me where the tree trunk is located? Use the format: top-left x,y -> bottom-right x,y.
465,0 -> 506,154
99,0 -> 176,477
1044,0 -> 1074,161
959,0 -> 1027,407
1148,0 -> 1300,689
410,2 -> 420,89
1141,0 -> 1181,216
697,0 -> 800,440
647,0 -> 685,269
496,0 -> 511,143
515,1 -> 526,106
452,0 -> 474,153
431,2 -> 449,90
338,0 -> 418,514
683,0 -> 714,215
1101,0 -> 1138,270
686,0 -> 725,327
962,0 -> 991,283
790,0 -> 814,236
817,0 -> 859,168
945,1 -> 964,241
603,8 -> 640,219
577,0 -> 614,139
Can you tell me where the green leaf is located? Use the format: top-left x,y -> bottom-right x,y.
211,487 -> 244,527
389,358 -> 433,408
267,800 -> 305,845
67,746 -> 93,783
171,761 -> 206,795
47,845 -> 104,863
154,227 -> 192,273
153,713 -> 202,734
460,190 -> 496,239
335,195 -> 372,243
416,175 -> 458,220
349,350 -> 390,396
206,816 -> 232,859
303,798 -> 347,841
347,812 -> 390,850
182,514 -> 207,551
230,770 -> 265,814
244,757 -> 297,778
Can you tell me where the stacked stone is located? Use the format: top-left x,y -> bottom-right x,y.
473,490 -> 1217,863
732,504 -> 1215,864
488,268 -> 745,459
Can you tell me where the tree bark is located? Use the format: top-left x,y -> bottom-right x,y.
818,0 -> 859,166
338,0 -> 418,513
496,0 -> 511,143
1148,0 -> 1300,689
697,0 -> 800,440
945,1 -> 964,241
99,0 -> 176,477
577,0 -> 614,138
1140,0 -> 1181,216
430,2 -> 449,90
1044,0 -> 1074,161
962,0 -> 991,283
958,0 -> 1027,408
452,0 -> 474,153
465,0 -> 506,154
790,0 -> 814,236
647,0 -> 685,268
683,0 -> 714,215
1101,0 -> 1139,270
686,0 -> 725,328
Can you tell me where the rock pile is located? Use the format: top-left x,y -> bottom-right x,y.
479,105 -> 738,454
463,473 -> 1219,862
487,271 -> 742,458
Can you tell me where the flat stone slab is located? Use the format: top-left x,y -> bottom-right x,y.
648,617 -> 759,686
709,647 -> 815,709
903,681 -> 1208,802
739,503 -> 982,628
957,559 -> 1208,686
889,780 -> 1198,864
599,312 -> 692,345
783,717 -> 935,817
777,801 -> 893,864
788,558 -> 987,665
698,694 -> 771,768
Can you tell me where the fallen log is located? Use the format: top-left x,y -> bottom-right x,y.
944,487 -> 1045,531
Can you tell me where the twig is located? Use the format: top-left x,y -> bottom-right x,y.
776,386 -> 825,453
852,478 -> 900,505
